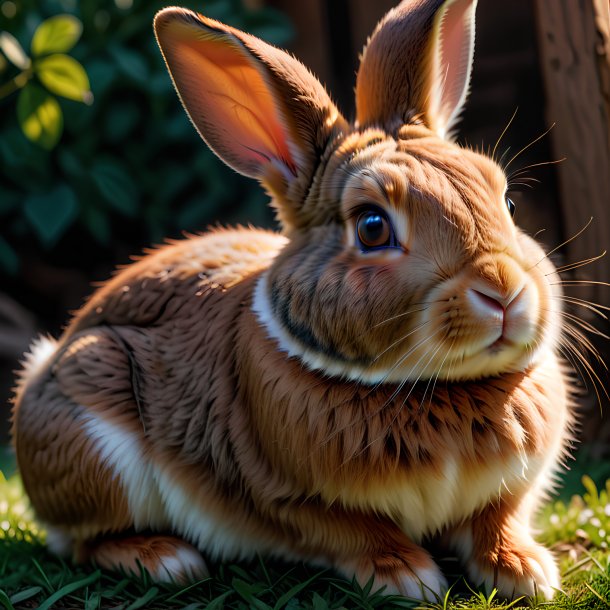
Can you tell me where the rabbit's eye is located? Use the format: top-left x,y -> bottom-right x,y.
506,197 -> 516,217
356,209 -> 395,250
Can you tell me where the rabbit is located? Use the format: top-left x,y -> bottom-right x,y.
11,0 -> 573,601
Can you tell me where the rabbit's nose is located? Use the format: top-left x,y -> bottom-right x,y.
467,281 -> 524,318
467,288 -> 504,334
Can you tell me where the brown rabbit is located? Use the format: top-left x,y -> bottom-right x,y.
12,0 -> 571,601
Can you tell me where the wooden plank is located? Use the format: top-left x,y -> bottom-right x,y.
534,0 -> 610,309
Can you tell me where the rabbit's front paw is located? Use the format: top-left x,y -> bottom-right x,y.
466,539 -> 560,600
391,564 -> 448,601
341,552 -> 448,602
85,535 -> 209,584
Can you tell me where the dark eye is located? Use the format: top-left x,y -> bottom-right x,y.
506,197 -> 516,217
356,209 -> 394,250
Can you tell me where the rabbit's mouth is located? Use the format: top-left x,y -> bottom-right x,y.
411,257 -> 558,381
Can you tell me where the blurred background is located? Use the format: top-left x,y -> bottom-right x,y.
0,0 -> 609,496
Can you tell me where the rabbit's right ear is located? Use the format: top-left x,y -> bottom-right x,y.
356,0 -> 477,139
154,8 -> 347,229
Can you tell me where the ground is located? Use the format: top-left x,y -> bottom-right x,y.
1,471 -> 610,609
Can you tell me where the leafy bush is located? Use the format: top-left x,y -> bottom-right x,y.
0,0 -> 294,275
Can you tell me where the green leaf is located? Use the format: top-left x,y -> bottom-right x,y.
0,32 -> 30,69
58,149 -> 83,177
35,54 -> 92,103
108,44 -> 149,83
245,9 -> 294,46
31,15 -> 82,57
86,58 -> 117,98
82,204 -> 111,245
24,184 -> 78,247
0,190 -> 19,214
0,127 -> 46,168
104,101 -> 140,142
17,84 -> 63,150
91,158 -> 138,216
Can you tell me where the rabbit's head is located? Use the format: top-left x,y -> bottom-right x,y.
155,0 -> 560,384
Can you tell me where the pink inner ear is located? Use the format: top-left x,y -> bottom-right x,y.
161,24 -> 297,177
437,0 -> 476,129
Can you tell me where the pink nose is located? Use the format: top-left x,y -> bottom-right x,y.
469,289 -> 505,315
467,284 -> 524,320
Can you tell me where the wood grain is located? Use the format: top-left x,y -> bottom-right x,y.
534,0 -> 610,310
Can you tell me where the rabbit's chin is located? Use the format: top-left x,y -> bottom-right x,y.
252,274 -> 558,385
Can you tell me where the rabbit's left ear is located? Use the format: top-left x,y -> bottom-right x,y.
154,8 -> 346,229
356,0 -> 477,139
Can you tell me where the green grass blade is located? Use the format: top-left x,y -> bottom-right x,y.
233,577 -> 273,609
311,592 -> 330,610
37,571 -> 101,610
206,590 -> 233,610
273,571 -> 325,609
9,585 -> 42,604
102,576 -> 131,597
30,557 -> 53,592
165,576 -> 211,602
584,582 -> 610,607
124,586 -> 159,610
0,590 -> 14,610
85,591 -> 101,610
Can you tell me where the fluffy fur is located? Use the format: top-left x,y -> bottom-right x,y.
12,0 -> 574,601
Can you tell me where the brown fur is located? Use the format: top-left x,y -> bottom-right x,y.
12,0 -> 574,600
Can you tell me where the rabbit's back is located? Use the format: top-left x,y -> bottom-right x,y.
12,228 -> 287,543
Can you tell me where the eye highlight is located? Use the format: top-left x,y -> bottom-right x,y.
506,197 -> 516,217
354,207 -> 398,251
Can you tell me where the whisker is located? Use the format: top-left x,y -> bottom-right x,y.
373,323 -> 450,388
508,174 -> 541,184
532,228 -> 546,240
504,122 -> 556,173
507,157 -> 566,179
417,340 -> 448,411
557,341 -> 593,397
554,295 -> 610,319
343,337 -> 447,467
371,319 -> 431,364
550,279 -> 610,288
561,323 -> 607,367
492,107 -> 519,162
560,333 -> 609,404
508,182 -> 535,191
315,324 -> 450,450
345,304 -> 428,349
372,305 -> 428,328
529,217 -> 594,270
550,251 -> 606,275
425,337 -> 456,410
553,308 -> 610,343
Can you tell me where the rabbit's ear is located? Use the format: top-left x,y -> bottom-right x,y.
154,8 -> 346,225
356,0 -> 477,138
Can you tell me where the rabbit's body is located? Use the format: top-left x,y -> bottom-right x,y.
12,0 -> 578,601
14,222 -> 569,599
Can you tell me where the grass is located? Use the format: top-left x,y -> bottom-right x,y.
1,472 -> 610,609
